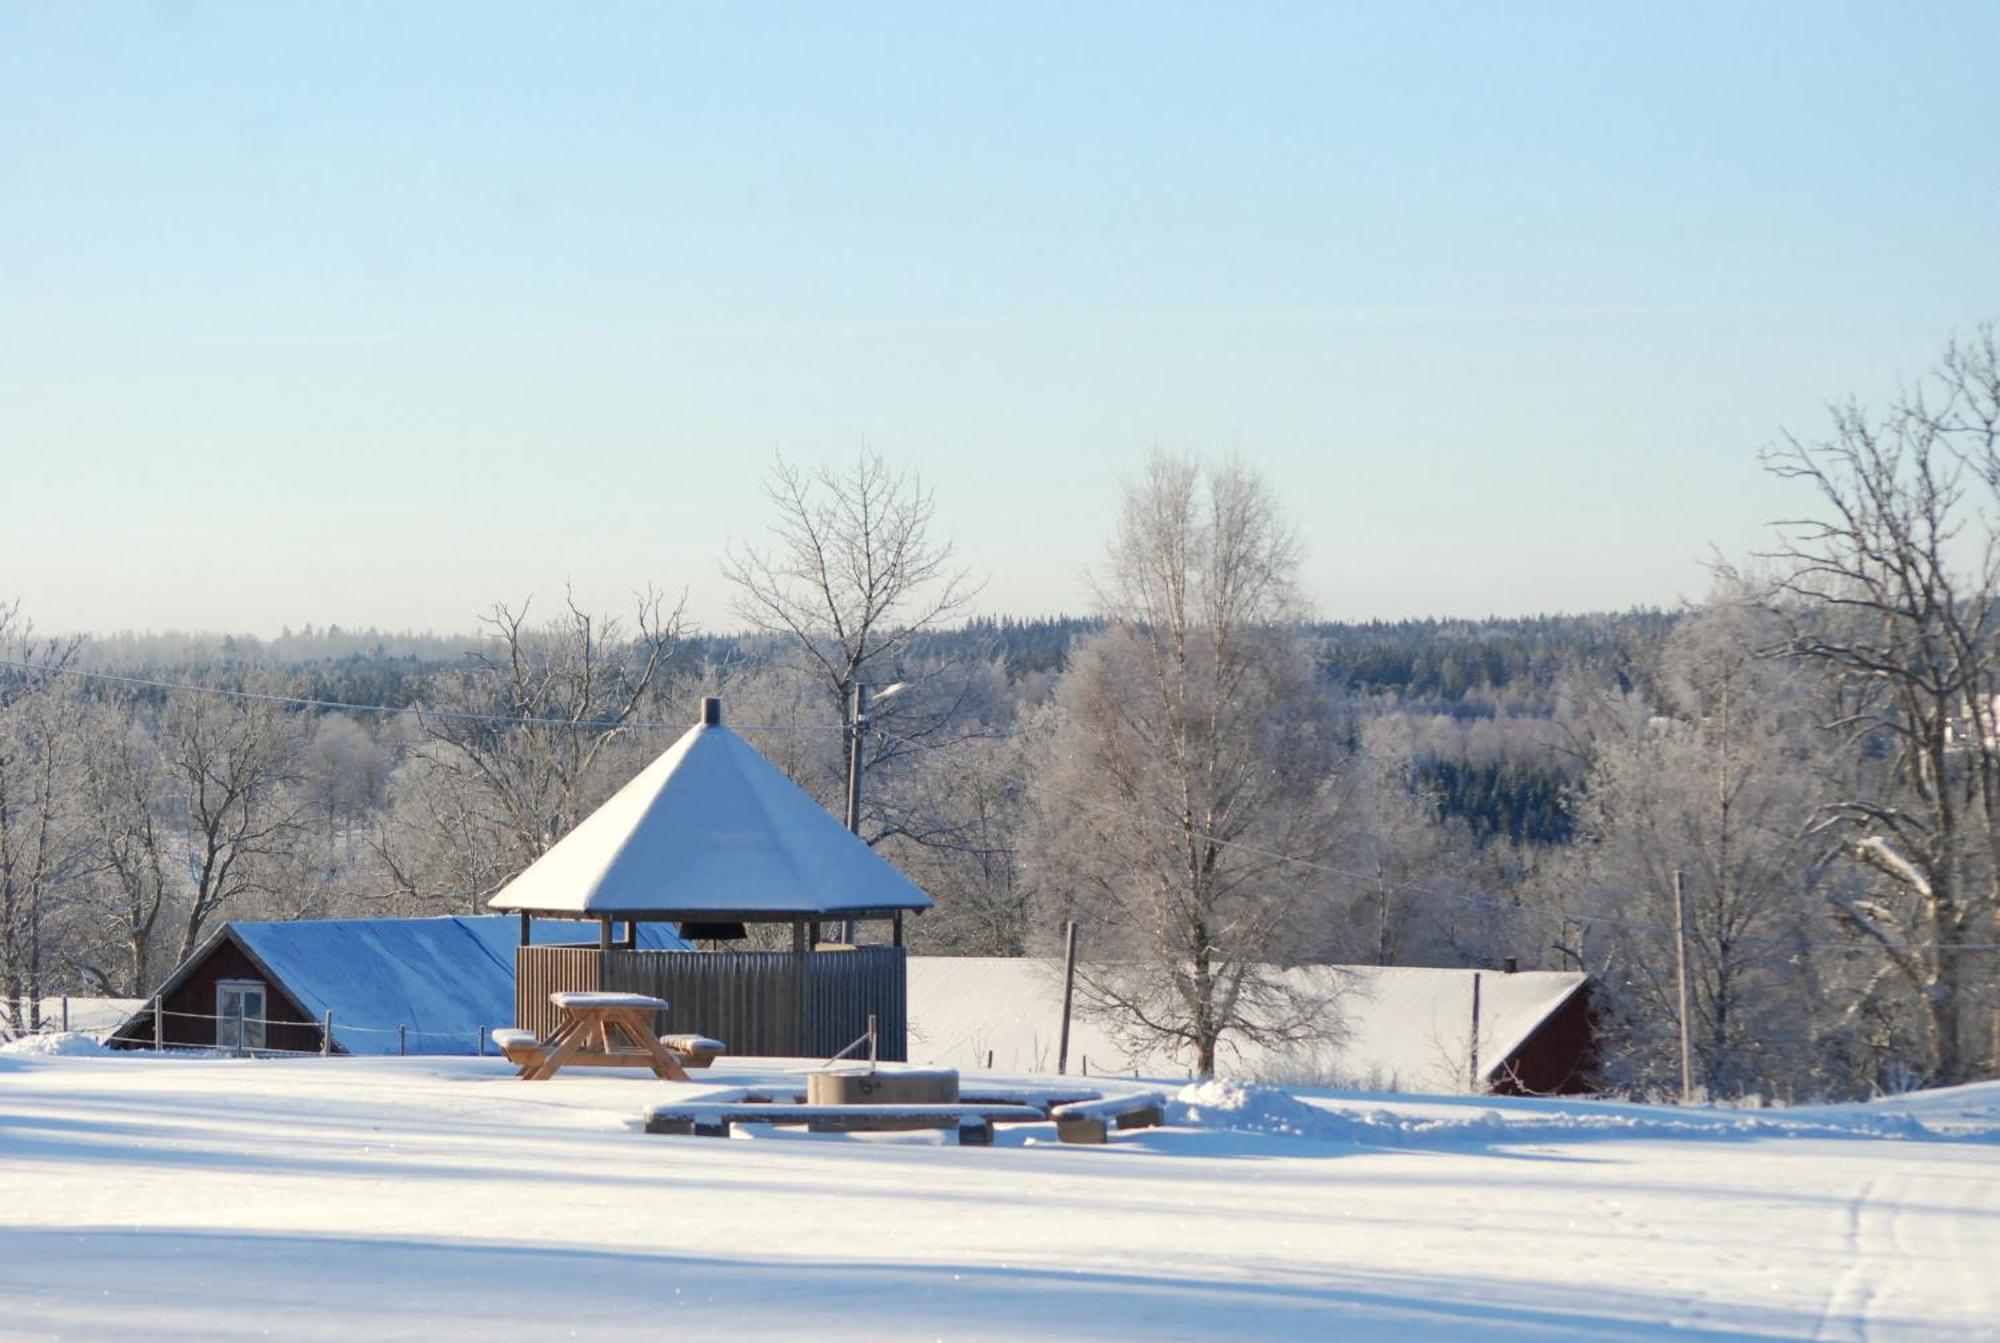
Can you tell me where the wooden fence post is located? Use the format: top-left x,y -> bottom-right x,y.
153,996 -> 163,1052
398,1025 -> 407,1057
322,1011 -> 334,1057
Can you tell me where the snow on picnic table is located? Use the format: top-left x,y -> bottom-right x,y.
1,1049 -> 1997,1342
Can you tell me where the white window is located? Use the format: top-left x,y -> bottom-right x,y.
216,980 -> 266,1051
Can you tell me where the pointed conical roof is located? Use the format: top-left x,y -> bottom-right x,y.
487,716 -> 932,919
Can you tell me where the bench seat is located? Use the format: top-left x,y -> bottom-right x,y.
659,1034 -> 726,1068
643,1101 -> 1046,1146
1049,1092 -> 1169,1144
490,1029 -> 542,1068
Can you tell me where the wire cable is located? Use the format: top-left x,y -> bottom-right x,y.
0,657 -> 845,734
873,727 -> 2000,953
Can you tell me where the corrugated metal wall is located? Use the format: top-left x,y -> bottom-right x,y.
514,946 -> 908,1060
807,947 -> 907,1059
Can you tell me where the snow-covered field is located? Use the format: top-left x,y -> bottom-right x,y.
3,1046 -> 1998,1341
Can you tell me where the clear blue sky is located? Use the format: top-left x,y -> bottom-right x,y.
3,3 -> 1995,636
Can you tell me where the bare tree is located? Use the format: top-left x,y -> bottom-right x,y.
71,673 -> 312,994
1757,325 -> 2000,1084
73,698 -> 179,994
159,678 -> 314,965
724,451 -> 978,719
0,606 -> 86,1034
378,589 -> 683,913
721,451 -> 981,843
1026,453 -> 1340,1075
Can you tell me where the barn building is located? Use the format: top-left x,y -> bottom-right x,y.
108,916 -> 687,1055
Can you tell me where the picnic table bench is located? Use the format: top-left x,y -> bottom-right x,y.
959,1088 -> 1104,1114
498,992 -> 691,1082
643,1100 -> 1047,1146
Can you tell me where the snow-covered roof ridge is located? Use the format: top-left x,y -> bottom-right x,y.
486,719 -> 933,919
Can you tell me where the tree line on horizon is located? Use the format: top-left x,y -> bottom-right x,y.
4,326 -> 1997,1100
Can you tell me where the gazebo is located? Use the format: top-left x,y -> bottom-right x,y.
488,697 -> 932,1059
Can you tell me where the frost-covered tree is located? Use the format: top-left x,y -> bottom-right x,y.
377,590 -> 682,913
70,672 -> 312,994
1759,325 -> 2000,1084
1025,453 -> 1341,1075
0,606 -> 87,1034
1543,598 -> 1849,1097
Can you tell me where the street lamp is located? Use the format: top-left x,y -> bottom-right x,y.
842,680 -> 906,942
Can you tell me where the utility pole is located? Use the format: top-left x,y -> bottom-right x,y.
842,683 -> 867,945
844,682 -> 867,837
842,681 -> 906,944
1673,868 -> 1694,1104
1468,971 -> 1483,1092
1057,920 -> 1080,1075
1375,863 -> 1391,966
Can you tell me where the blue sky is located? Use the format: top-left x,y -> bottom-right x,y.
3,3 -> 1995,635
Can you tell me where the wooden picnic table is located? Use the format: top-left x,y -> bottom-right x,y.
518,992 -> 689,1082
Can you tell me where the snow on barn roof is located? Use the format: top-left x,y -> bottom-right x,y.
907,958 -> 1588,1093
487,709 -> 933,920
126,916 -> 686,1056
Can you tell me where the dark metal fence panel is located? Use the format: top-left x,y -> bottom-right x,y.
807,947 -> 907,1058
516,945 -> 908,1059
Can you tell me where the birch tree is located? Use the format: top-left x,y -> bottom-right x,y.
1027,453 -> 1340,1075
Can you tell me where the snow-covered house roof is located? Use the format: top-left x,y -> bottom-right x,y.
1330,965 -> 1588,1092
113,916 -> 687,1056
487,707 -> 933,920
907,958 -> 1593,1094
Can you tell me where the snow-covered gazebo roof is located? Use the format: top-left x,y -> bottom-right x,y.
487,700 -> 933,922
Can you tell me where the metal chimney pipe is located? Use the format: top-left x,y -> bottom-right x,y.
700,696 -> 722,726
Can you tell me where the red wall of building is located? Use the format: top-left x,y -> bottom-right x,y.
110,938 -> 324,1054
1490,984 -> 1598,1096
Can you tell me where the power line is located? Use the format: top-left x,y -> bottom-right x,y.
873,727 -> 2000,954
6,657 -> 1996,953
0,657 -> 844,734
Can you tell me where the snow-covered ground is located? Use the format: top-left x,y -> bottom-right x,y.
3,1047 -> 1997,1341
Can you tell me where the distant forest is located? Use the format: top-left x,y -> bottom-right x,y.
76,609 -> 1674,854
